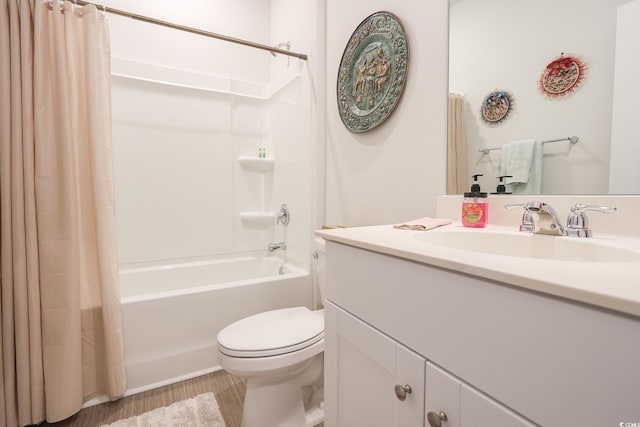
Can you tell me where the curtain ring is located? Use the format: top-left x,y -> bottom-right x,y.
74,0 -> 83,17
47,0 -> 62,11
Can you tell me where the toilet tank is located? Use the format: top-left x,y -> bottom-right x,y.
312,237 -> 326,309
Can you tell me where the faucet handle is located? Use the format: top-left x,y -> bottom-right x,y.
277,203 -> 290,225
569,203 -> 617,215
505,201 -> 550,212
504,203 -> 525,210
565,204 -> 617,237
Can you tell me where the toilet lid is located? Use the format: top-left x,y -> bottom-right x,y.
217,307 -> 324,357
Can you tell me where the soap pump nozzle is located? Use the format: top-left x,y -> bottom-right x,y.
492,175 -> 513,194
465,174 -> 487,198
470,174 -> 482,193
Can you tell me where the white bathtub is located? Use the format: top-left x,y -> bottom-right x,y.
119,254 -> 311,395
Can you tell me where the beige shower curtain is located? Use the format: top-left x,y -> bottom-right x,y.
447,93 -> 468,194
0,1 -> 126,425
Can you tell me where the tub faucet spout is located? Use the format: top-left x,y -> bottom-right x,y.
268,241 -> 287,252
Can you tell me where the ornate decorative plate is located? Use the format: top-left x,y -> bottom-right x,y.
480,90 -> 513,125
337,11 -> 409,133
539,53 -> 586,98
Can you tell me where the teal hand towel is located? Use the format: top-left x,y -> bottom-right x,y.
500,139 -> 543,194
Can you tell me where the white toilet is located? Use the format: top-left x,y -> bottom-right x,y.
216,238 -> 326,427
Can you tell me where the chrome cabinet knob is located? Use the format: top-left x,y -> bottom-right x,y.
394,384 -> 412,401
427,410 -> 448,427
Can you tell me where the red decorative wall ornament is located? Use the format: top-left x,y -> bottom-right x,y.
539,53 -> 587,97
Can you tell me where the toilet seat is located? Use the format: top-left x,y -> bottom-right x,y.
217,307 -> 324,358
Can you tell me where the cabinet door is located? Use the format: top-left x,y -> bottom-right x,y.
324,302 -> 425,427
425,363 -> 536,427
425,362 -> 461,427
461,385 -> 536,427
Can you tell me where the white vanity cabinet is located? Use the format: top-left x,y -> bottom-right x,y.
324,293 -> 535,427
324,301 -> 426,427
322,239 -> 640,427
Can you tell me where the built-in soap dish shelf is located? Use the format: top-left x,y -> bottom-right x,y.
238,156 -> 275,172
239,211 -> 276,225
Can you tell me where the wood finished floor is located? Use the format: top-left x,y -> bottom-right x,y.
39,371 -> 247,427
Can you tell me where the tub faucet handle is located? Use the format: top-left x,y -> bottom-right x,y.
277,204 -> 290,225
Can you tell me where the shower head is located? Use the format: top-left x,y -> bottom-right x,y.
270,41 -> 291,57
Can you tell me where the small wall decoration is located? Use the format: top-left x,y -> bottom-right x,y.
539,53 -> 587,98
480,90 -> 513,125
336,11 -> 409,133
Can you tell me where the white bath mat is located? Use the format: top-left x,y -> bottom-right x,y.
101,392 -> 226,427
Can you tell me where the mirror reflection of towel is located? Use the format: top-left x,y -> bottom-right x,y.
500,139 -> 543,194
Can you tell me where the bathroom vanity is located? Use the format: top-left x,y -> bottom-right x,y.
317,196 -> 640,427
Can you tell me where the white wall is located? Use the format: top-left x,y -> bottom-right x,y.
325,0 -> 449,227
450,0 -> 629,195
609,0 -> 640,194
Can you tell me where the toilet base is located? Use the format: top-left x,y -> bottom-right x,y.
240,355 -> 324,427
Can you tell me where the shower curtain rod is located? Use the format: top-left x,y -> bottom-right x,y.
72,0 -> 308,60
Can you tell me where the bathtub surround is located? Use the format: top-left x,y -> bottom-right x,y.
118,256 -> 310,394
109,57 -> 315,396
107,0 -> 319,270
0,1 -> 126,426
105,0 -> 319,398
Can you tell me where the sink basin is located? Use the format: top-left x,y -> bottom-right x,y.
414,229 -> 640,263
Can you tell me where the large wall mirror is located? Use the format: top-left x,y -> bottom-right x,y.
448,0 -> 640,195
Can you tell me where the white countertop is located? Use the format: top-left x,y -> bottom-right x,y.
316,223 -> 640,318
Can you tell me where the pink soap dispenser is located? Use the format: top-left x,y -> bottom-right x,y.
462,174 -> 488,228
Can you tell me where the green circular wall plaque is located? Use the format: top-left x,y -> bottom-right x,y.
337,11 -> 409,133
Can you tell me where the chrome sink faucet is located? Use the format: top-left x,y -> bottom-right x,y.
506,201 -> 564,235
505,201 -> 617,237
